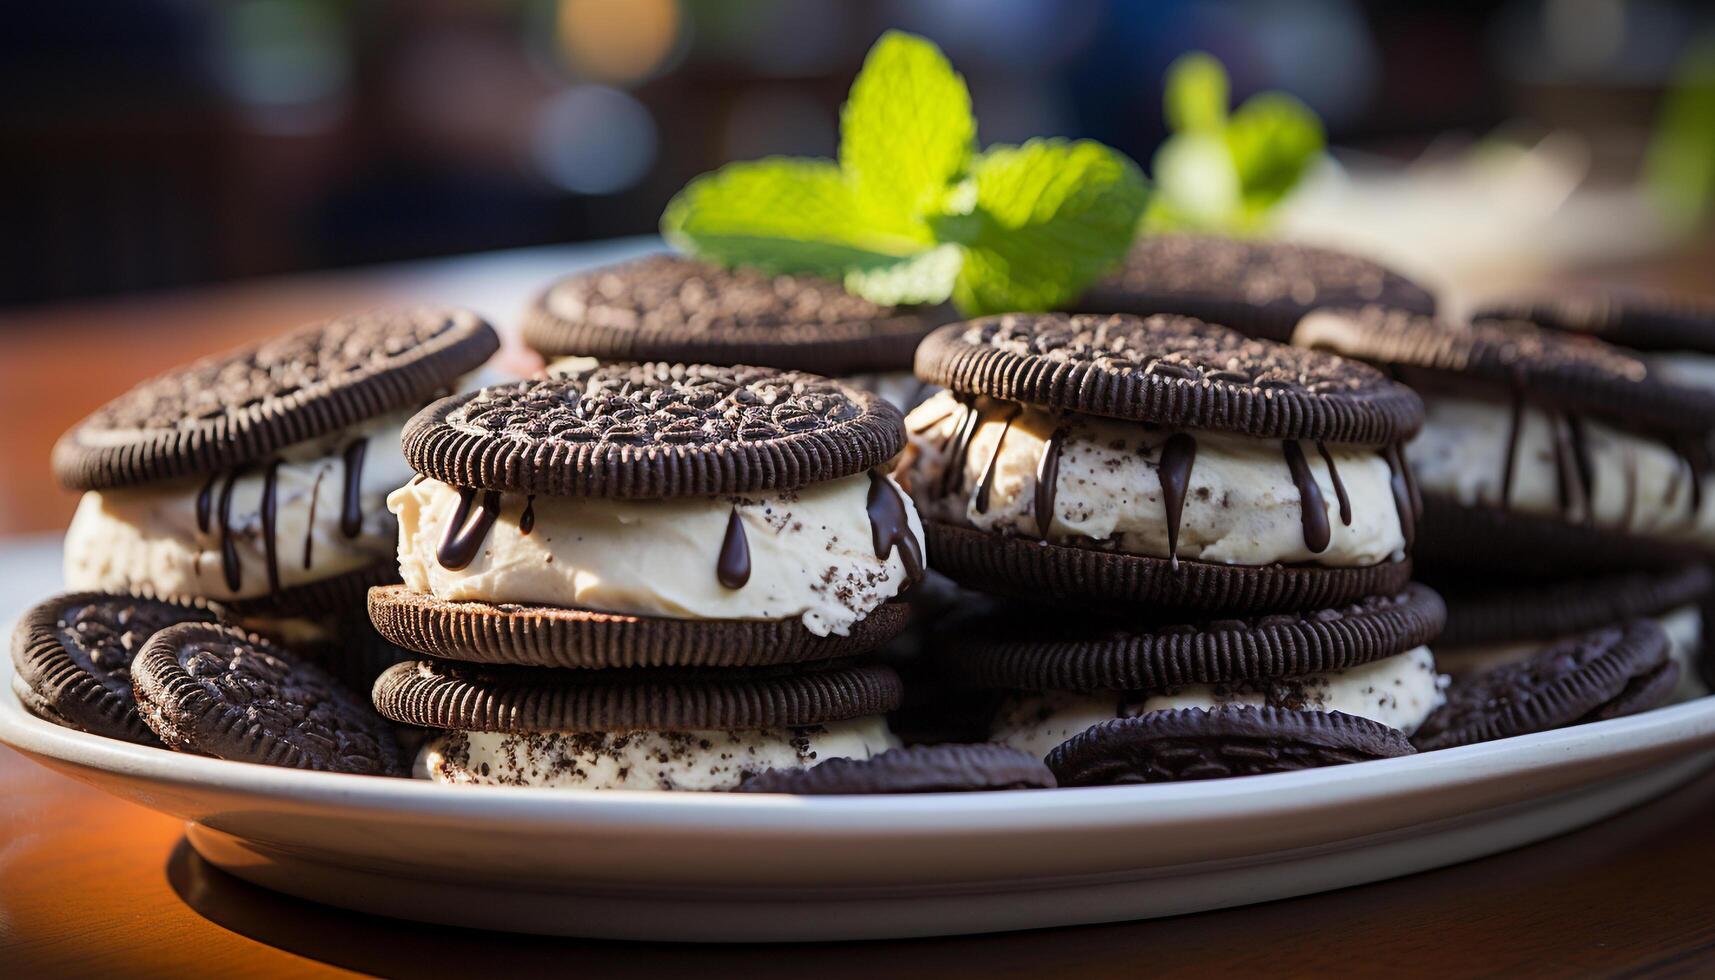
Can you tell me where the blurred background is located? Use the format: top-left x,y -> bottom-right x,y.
4,0 -> 1713,308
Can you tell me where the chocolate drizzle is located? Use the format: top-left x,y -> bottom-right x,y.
1384,444 -> 1417,550
866,471 -> 924,584
215,468 -> 246,593
195,473 -> 216,534
1033,428 -> 1065,537
938,395 -> 982,497
1675,436 -> 1708,522
1499,387 -> 1525,510
437,487 -> 502,571
520,495 -> 536,536
339,438 -> 368,538
259,460 -> 282,595
1283,440 -> 1331,554
1621,445 -> 1639,528
973,406 -> 1021,514
1157,433 -> 1197,570
303,465 -> 326,570
717,507 -> 751,589
1315,440 -> 1352,526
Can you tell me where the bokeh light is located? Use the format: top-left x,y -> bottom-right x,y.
532,85 -> 659,194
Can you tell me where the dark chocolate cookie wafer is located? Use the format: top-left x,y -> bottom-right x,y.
926,520 -> 1413,615
942,585 -> 1443,691
54,308 -> 499,491
1415,494 -> 1704,576
1074,234 -> 1436,342
523,255 -> 949,375
403,362 -> 904,497
1412,619 -> 1670,751
1433,564 -> 1712,647
914,313 -> 1423,444
367,585 -> 909,669
11,593 -> 221,745
132,622 -> 403,774
1046,706 -> 1415,785
220,559 -> 402,619
1475,288 -> 1715,354
1293,304 -> 1715,433
735,744 -> 1055,794
372,658 -> 901,733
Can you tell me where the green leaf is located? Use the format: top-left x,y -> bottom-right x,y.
1226,91 -> 1324,217
938,139 -> 1148,315
840,30 -> 976,233
843,244 -> 962,307
1646,35 -> 1715,231
1164,52 -> 1228,134
661,157 -> 926,276
1146,131 -> 1241,231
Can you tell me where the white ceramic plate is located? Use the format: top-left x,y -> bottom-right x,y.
6,537 -> 1715,942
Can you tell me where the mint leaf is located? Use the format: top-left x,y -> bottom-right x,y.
1226,92 -> 1324,218
1146,131 -> 1240,231
1164,52 -> 1228,134
843,244 -> 961,307
840,30 -> 975,236
938,139 -> 1148,315
661,157 -> 926,277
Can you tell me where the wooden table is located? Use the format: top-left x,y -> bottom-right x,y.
5,239 -> 1715,976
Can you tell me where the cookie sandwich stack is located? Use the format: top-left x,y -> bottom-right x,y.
900,312 -> 1449,784
522,255 -> 950,408
1294,306 -> 1712,740
367,362 -> 954,791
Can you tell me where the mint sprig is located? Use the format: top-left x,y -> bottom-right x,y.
1146,52 -> 1325,234
661,31 -> 1147,316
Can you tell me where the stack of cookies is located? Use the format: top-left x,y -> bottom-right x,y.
898,311 -> 1450,784
1293,305 -> 1710,743
363,361 -> 1053,791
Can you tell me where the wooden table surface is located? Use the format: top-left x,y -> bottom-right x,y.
4,240 -> 1715,977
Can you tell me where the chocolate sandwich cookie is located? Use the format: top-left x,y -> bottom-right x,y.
735,743 -> 1056,794
382,659 -> 905,791
1073,234 -> 1436,342
1412,619 -> 1673,751
954,588 -> 1447,761
11,592 -> 222,745
524,255 -> 950,406
903,313 -> 1423,613
1294,305 -> 1715,574
132,622 -> 403,775
1475,288 -> 1715,362
56,308 -> 500,616
1431,565 -> 1710,701
1046,707 -> 1416,785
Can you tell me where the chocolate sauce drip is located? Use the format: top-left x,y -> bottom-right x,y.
1565,416 -> 1598,523
1283,441 -> 1331,554
1315,440 -> 1352,526
259,460 -> 282,595
938,396 -> 982,498
1673,436 -> 1709,522
1399,442 -> 1422,518
1384,445 -> 1416,550
215,468 -> 246,593
195,473 -> 217,534
1157,433 -> 1198,570
1033,428 -> 1065,537
520,495 -> 536,536
973,407 -> 1021,514
1548,413 -> 1584,519
1499,387 -> 1525,510
866,471 -> 924,584
1621,446 -> 1639,529
339,439 -> 368,538
436,487 -> 502,571
303,465 -> 326,570
717,507 -> 751,589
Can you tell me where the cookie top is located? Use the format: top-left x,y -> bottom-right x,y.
54,308 -> 500,491
1075,234 -> 1436,341
523,255 -> 948,375
1434,565 -> 1713,647
131,622 -> 403,775
1046,706 -> 1415,785
402,362 -> 904,497
941,585 -> 1445,692
1412,619 -> 1670,751
1475,288 -> 1715,354
11,593 -> 221,745
914,313 -> 1423,444
1294,305 -> 1715,434
371,658 -> 903,733
735,744 -> 1056,794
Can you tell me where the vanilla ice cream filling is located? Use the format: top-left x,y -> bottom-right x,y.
416,715 -> 898,790
63,408 -> 417,602
1646,350 -> 1715,393
388,471 -> 924,637
902,391 -> 1407,568
1406,393 -> 1715,546
1440,605 -> 1707,702
992,647 -> 1445,760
